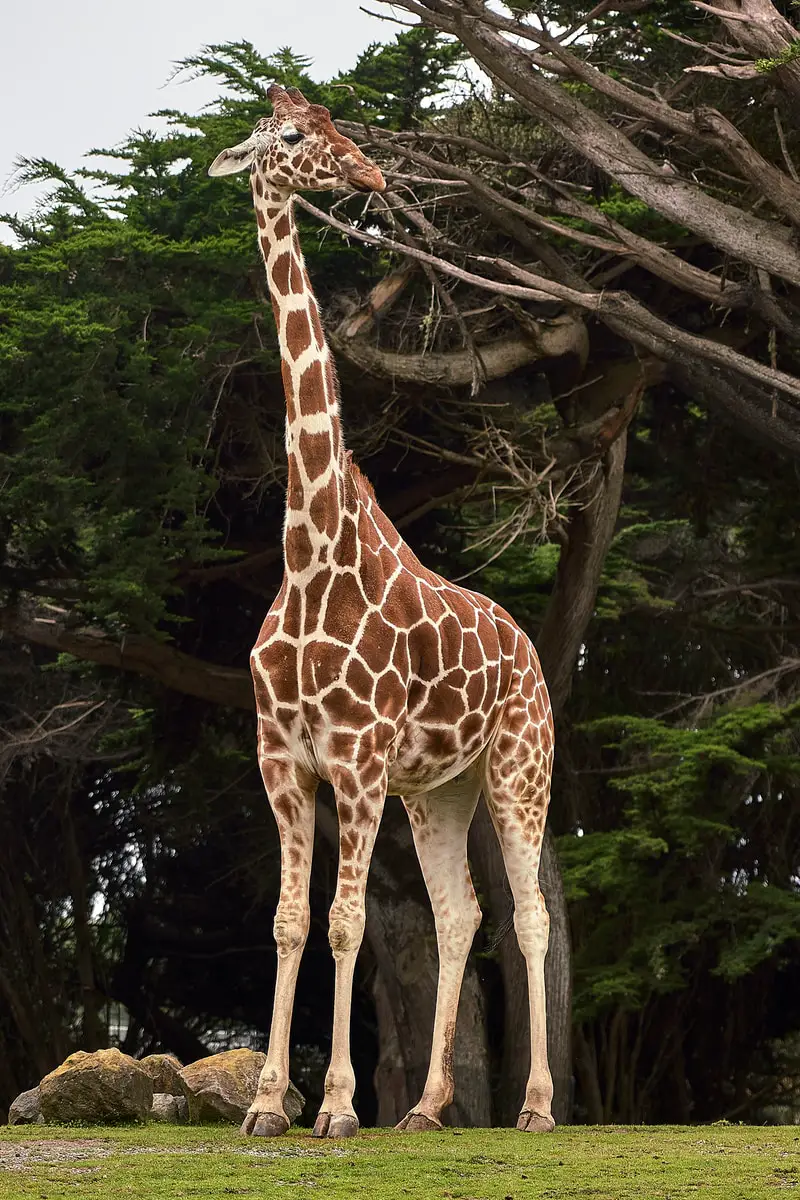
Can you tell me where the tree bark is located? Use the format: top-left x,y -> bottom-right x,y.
536,436 -> 629,715
700,0 -> 800,103
333,317 -> 588,388
299,197 -> 800,459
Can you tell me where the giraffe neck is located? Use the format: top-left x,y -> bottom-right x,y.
255,186 -> 346,576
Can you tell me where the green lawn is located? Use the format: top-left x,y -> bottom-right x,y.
0,1123 -> 796,1199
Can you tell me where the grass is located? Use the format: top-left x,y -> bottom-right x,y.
0,1122 -> 797,1199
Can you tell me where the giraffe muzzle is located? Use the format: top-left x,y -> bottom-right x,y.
342,159 -> 386,194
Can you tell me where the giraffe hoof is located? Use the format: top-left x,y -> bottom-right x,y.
516,1109 -> 555,1133
241,1110 -> 290,1138
395,1111 -> 443,1133
312,1112 -> 359,1139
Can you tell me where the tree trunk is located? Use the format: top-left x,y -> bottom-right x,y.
703,0 -> 800,104
61,797 -> 106,1051
470,425 -> 629,1125
574,1024 -> 604,1124
0,819 -> 69,1078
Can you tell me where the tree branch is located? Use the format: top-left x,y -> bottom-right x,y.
298,197 -> 800,457
0,606 -> 255,711
381,1 -> 800,284
332,319 -> 587,388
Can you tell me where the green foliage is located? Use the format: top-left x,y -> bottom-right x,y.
594,520 -> 686,620
756,41 -> 800,75
0,31 -> 465,635
0,215 -> 256,631
336,27 -> 466,129
562,700 -> 800,1019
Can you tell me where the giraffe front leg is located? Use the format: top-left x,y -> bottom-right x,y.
313,775 -> 386,1139
242,760 -> 316,1138
396,775 -> 482,1132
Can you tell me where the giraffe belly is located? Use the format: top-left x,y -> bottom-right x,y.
386,709 -> 498,797
387,741 -> 486,796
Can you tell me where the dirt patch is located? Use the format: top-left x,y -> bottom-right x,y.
0,1139 -> 345,1172
0,1139 -> 114,1170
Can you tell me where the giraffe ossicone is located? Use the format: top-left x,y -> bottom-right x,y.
209,84 -> 555,1139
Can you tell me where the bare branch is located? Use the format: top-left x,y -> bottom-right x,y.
379,1 -> 800,283
298,197 -> 800,413
0,605 -> 255,711
332,320 -> 587,389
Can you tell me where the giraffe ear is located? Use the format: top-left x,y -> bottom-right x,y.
208,138 -> 256,177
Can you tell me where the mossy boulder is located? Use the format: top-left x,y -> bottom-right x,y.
178,1049 -> 304,1125
8,1086 -> 43,1125
138,1054 -> 185,1097
39,1048 -> 153,1124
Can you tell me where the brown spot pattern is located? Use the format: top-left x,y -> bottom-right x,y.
298,429 -> 331,481
324,572 -> 368,641
309,475 -> 339,537
284,523 -> 313,573
271,252 -> 291,295
286,309 -> 312,357
298,359 -> 327,416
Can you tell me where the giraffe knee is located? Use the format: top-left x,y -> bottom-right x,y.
457,898 -> 483,941
328,908 -> 365,956
434,897 -> 482,952
514,894 -> 549,958
273,906 -> 309,956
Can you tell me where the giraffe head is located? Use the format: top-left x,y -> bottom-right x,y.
208,84 -> 385,196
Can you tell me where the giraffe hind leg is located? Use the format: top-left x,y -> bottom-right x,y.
483,690 -> 555,1132
396,768 -> 483,1131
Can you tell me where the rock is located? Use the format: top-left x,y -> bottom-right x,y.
138,1054 -> 185,1097
178,1049 -> 304,1126
8,1086 -> 43,1125
150,1093 -> 189,1124
39,1048 -> 153,1124
284,1080 -> 305,1124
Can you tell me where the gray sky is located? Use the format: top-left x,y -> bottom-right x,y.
1,0 -> 390,230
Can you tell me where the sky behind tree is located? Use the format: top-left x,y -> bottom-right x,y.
1,0 -> 388,233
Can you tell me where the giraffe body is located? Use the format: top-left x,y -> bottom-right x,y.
254,491 -> 549,803
209,85 -> 554,1138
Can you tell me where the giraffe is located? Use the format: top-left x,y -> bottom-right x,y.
208,84 -> 555,1139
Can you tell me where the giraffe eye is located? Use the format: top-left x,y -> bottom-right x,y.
281,127 -> 304,146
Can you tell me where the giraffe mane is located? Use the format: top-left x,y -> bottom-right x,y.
345,452 -> 376,502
